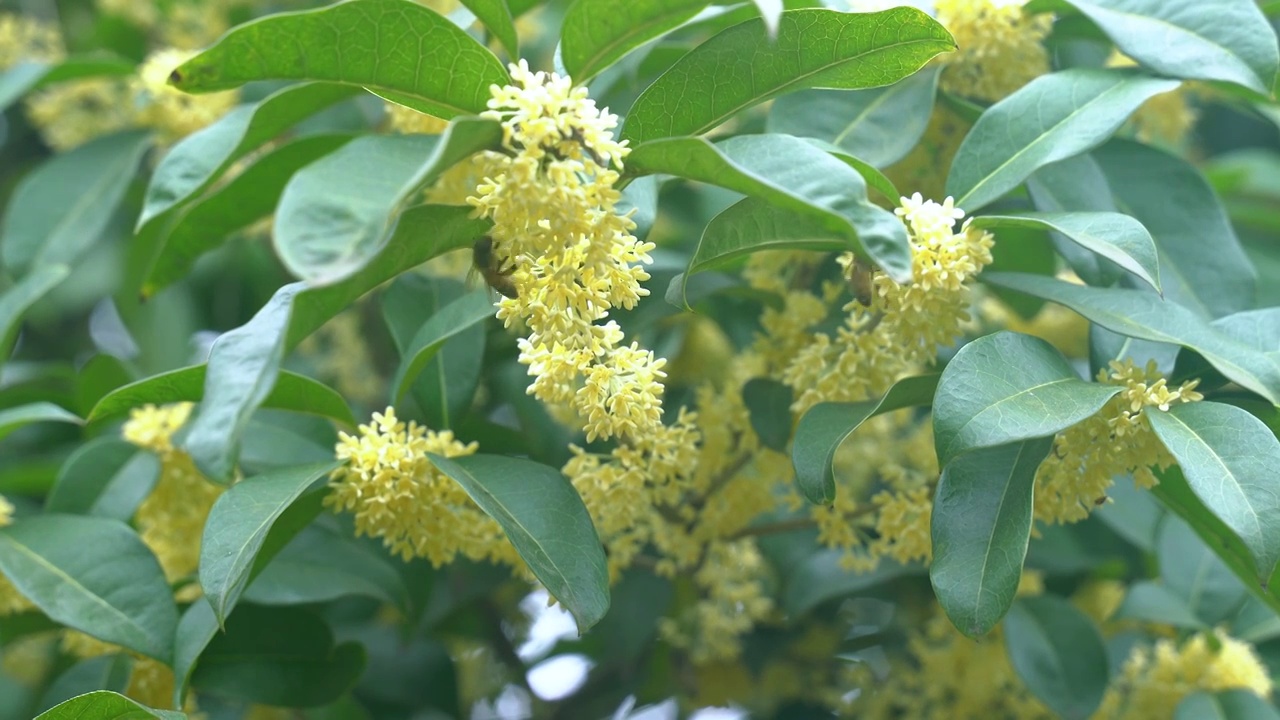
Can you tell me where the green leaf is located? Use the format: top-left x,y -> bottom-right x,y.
1095,476 -> 1164,551
273,118 -> 501,284
460,0 -> 519,59
284,204 -> 490,349
946,69 -> 1179,211
0,264 -> 69,367
1,130 -> 151,273
781,553 -> 919,617
982,273 -> 1280,405
172,600 -> 218,709
1158,506 -> 1252,625
930,438 -> 1054,638
243,524 -> 409,610
34,691 -> 185,720
390,290 -> 495,403
137,83 -> 360,234
1147,401 -> 1280,581
37,655 -> 132,715
742,378 -> 794,453
932,331 -> 1122,466
1114,580 -> 1207,630
767,66 -> 940,168
627,134 -> 911,282
199,462 -> 338,625
791,374 -> 939,504
1003,596 -> 1109,720
190,605 -> 366,708
823,145 -> 902,203
752,0 -> 783,36
0,515 -> 178,662
0,55 -> 135,112
0,402 -> 81,441
171,0 -> 508,117
1026,154 -> 1125,287
969,212 -> 1159,293
429,453 -> 610,632
46,437 -> 160,522
1176,690 -> 1280,720
1095,140 -> 1256,319
621,7 -> 955,144
87,366 -> 353,427
1063,0 -> 1279,95
181,284 -> 307,482
143,134 -> 354,296
560,0 -> 710,82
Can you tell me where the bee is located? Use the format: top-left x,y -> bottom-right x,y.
848,256 -> 877,307
471,236 -> 519,299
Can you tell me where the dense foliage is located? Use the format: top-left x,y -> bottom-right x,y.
2,0 -> 1280,718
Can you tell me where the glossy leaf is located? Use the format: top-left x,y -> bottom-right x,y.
0,515 -> 178,662
932,331 -> 1121,466
1063,0 -> 1279,95
946,69 -> 1179,211
1176,690 -> 1280,720
0,264 -> 69,365
930,438 -> 1054,637
1114,580 -> 1207,630
243,524 -> 409,610
621,7 -> 955,144
767,66 -> 940,168
560,0 -> 710,81
982,273 -> 1280,405
429,453 -> 610,632
199,462 -> 337,625
1147,401 -> 1280,581
1,130 -> 151,273
792,374 -> 939,504
170,0 -> 508,118
1004,596 -> 1109,720
45,437 -> 160,521
0,402 -> 80,441
969,212 -> 1159,292
390,290 -> 495,402
33,691 -> 184,720
461,0 -> 519,59
273,118 -> 501,285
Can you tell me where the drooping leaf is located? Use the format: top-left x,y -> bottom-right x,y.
0,515 -> 178,662
621,7 -> 955,144
1176,690 -> 1280,720
0,264 -> 69,367
460,0 -> 519,59
429,453 -> 610,632
45,437 -> 160,521
560,0 -> 710,81
1113,580 -> 1207,630
823,144 -> 902,203
390,290 -> 495,403
791,374 -> 939,504
33,691 -> 185,720
170,0 -> 508,118
930,438 -> 1054,637
1003,596 -> 1109,720
1025,153 -> 1124,287
0,402 -> 81,441
1147,401 -> 1280,581
273,118 -> 501,285
946,69 -> 1179,211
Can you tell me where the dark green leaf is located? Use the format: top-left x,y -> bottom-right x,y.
932,331 -> 1121,466
0,402 -> 80,441
743,378 -> 794,452
1114,580 -> 1207,630
1004,596 -> 1109,720
199,461 -> 337,625
33,691 -> 185,720
390,290 -> 494,403
46,437 -> 160,521
0,264 -> 70,367
243,524 -> 409,610
930,438 -> 1054,637
946,69 -> 1179,211
1176,690 -> 1280,720
429,453 -> 610,632
621,7 -> 955,144
273,118 -> 501,284
781,553 -> 919,617
983,225 -> 1057,319
460,0 -> 519,59
0,515 -> 178,662
560,0 -> 710,81
792,374 -> 938,504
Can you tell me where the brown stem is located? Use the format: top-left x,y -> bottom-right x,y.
727,516 -> 817,540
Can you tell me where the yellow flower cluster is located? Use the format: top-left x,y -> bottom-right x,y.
327,407 -> 517,566
658,540 -> 775,664
384,101 -> 450,135
134,48 -> 238,143
0,14 -> 63,68
123,403 -> 224,594
469,60 -> 662,443
1034,359 -> 1203,524
934,0 -> 1053,102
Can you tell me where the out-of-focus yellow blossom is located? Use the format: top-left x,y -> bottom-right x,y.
1107,51 -> 1197,146
691,622 -> 849,714
469,60 -> 662,443
134,48 -> 238,142
1095,630 -> 1272,720
95,0 -> 159,29
0,14 -> 64,68
385,101 -> 450,135
160,2 -> 232,50
26,78 -> 135,151
659,540 -> 775,663
667,315 -> 737,386
64,631 -> 197,711
297,311 -> 382,405
934,0 -> 1052,102
1073,579 -> 1126,627
979,296 -> 1091,358
1034,359 -> 1202,524
0,495 -> 12,527
0,632 -> 56,687
328,407 -> 518,566
124,403 -> 223,595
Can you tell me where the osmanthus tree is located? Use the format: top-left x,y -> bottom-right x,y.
1,0 -> 1280,717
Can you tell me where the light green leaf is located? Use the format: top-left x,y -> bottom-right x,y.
982,273 -> 1280,405
0,264 -> 69,367
946,69 -> 1179,211
1176,690 -> 1280,720
46,437 -> 160,522
791,374 -> 939,505
2,131 -> 152,273
932,331 -> 1122,466
560,0 -> 710,81
274,118 -> 501,285
970,212 -> 1159,292
1004,596 -> 1109,720
768,66 -> 940,168
621,7 -> 955,144
460,0 -> 519,58
1114,580 -> 1208,630
0,515 -> 178,662
930,438 -> 1054,637
34,691 -> 185,720
0,402 -> 81,442
0,55 -> 135,112
243,524 -> 410,610
429,453 -> 610,632
1063,0 -> 1279,95
170,0 -> 508,118
1148,401 -> 1280,581
822,145 -> 902,203
199,462 -> 337,625
390,290 -> 494,403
